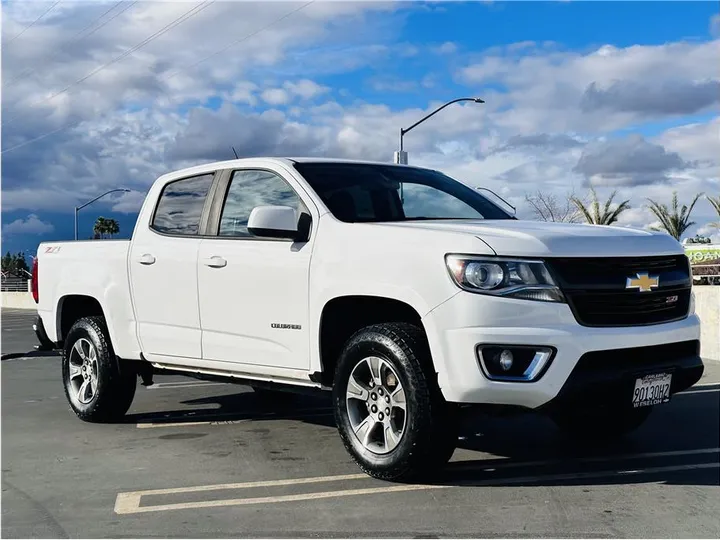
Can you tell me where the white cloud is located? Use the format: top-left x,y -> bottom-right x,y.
3,214 -> 55,236
1,2 -> 718,248
459,39 -> 720,132
261,88 -> 291,106
284,79 -> 330,100
435,41 -> 457,55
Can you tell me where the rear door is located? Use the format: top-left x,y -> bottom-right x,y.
129,172 -> 217,360
197,166 -> 317,371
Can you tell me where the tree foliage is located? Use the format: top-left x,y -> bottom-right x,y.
646,191 -> 704,241
524,191 -> 582,223
93,217 -> 120,239
707,194 -> 720,231
570,187 -> 631,225
1,251 -> 30,276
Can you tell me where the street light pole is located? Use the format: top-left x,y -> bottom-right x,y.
394,97 -> 485,165
74,188 -> 131,240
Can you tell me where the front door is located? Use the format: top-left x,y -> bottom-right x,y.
197,167 -> 315,370
129,172 -> 215,360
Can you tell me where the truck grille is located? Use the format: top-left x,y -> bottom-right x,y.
545,255 -> 692,327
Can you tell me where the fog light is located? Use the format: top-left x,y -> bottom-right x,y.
499,350 -> 513,371
477,345 -> 556,382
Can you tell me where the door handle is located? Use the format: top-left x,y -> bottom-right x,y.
202,256 -> 227,268
138,254 -> 156,265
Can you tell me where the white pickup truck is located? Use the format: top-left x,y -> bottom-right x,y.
33,157 -> 704,481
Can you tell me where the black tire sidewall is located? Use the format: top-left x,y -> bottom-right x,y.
62,317 -> 135,420
333,326 -> 436,476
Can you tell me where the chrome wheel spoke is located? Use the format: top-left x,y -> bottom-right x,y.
68,362 -> 83,380
346,375 -> 369,401
391,387 -> 406,411
353,416 -> 375,447
365,356 -> 382,386
77,379 -> 91,403
383,422 -> 400,451
73,340 -> 87,361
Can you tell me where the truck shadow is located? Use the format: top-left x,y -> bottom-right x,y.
124,387 -> 336,428
437,386 -> 720,488
124,384 -> 718,488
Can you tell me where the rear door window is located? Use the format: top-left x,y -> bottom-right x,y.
151,173 -> 214,236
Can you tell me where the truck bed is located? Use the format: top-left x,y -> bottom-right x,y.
35,240 -> 137,356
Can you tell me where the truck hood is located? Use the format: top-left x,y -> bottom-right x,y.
375,219 -> 684,258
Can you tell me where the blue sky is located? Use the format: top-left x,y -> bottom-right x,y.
2,0 -> 719,258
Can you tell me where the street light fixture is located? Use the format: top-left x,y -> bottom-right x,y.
74,188 -> 131,240
394,97 -> 485,165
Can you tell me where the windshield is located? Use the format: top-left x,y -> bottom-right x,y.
292,162 -> 512,223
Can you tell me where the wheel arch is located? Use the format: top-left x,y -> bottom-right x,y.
56,295 -> 108,344
316,294 -> 431,387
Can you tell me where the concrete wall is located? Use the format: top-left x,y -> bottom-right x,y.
2,287 -> 719,360
695,287 -> 720,362
1,292 -> 37,310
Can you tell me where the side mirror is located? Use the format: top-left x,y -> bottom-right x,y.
247,205 -> 310,242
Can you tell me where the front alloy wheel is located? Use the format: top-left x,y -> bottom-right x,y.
333,323 -> 457,482
346,356 -> 407,454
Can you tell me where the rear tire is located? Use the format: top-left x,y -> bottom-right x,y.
62,316 -> 137,422
550,405 -> 653,441
333,322 -> 456,482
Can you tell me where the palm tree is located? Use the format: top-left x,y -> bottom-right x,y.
105,218 -> 120,238
646,191 -> 704,241
93,217 -> 108,239
93,217 -> 120,239
707,194 -> 720,231
570,187 -> 631,225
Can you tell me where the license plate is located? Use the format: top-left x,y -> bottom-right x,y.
632,372 -> 672,408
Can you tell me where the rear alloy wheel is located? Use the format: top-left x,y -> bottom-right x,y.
62,316 -> 137,422
333,323 -> 456,482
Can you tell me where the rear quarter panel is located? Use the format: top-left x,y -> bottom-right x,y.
36,240 -> 142,359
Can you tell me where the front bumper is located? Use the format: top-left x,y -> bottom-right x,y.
423,291 -> 703,409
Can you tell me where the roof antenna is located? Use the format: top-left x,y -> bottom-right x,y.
231,146 -> 239,159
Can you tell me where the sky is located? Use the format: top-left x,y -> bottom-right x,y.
1,0 -> 719,258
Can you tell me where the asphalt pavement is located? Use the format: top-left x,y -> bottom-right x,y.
1,308 -> 40,357
2,307 -> 719,538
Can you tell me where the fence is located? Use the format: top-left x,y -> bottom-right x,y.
691,264 -> 720,286
0,277 -> 30,292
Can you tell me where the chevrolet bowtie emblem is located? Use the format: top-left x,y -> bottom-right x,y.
626,272 -> 660,292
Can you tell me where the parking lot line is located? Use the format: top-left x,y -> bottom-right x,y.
114,462 -> 719,515
115,482 -> 449,514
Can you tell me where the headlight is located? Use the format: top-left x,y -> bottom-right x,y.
445,254 -> 565,303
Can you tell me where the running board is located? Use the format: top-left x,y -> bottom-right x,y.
148,361 -> 327,395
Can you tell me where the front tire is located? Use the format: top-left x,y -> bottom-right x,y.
550,405 -> 653,441
62,316 -> 137,422
333,323 -> 456,482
